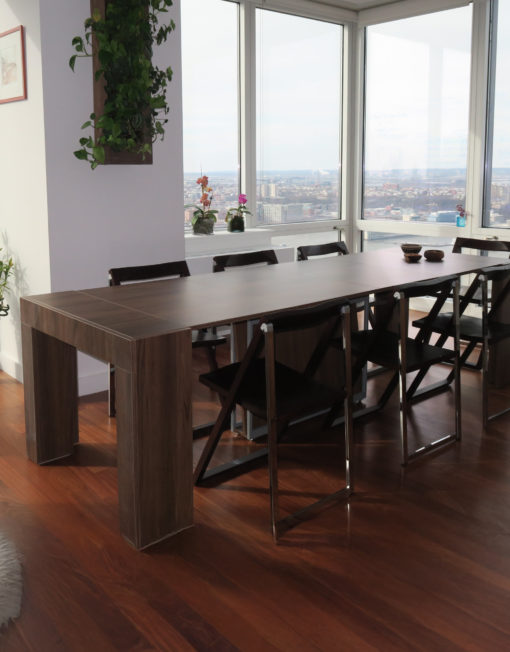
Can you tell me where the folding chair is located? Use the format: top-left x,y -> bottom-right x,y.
194,299 -> 354,541
351,275 -> 461,465
413,263 -> 510,426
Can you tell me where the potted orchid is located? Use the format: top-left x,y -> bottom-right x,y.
0,248 -> 14,317
186,175 -> 218,235
225,194 -> 251,233
456,204 -> 466,228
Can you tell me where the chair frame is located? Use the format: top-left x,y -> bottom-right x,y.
212,249 -> 279,434
297,241 -> 349,261
415,263 -> 510,427
352,276 -> 461,465
194,300 -> 354,541
452,237 -> 510,371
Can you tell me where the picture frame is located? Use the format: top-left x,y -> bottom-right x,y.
0,26 -> 27,104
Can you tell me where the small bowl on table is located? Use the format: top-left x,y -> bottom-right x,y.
404,253 -> 422,263
424,249 -> 444,262
401,243 -> 422,255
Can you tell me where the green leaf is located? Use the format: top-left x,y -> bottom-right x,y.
73,149 -> 89,160
92,145 -> 105,164
69,55 -> 77,71
80,121 -> 92,130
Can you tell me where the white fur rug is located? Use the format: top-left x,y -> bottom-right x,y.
0,533 -> 22,628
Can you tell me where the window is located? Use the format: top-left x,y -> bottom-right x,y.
181,0 -> 239,231
363,7 -> 472,226
255,10 -> 343,226
362,232 -> 453,252
484,0 -> 510,228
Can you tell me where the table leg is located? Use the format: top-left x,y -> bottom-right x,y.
115,330 -> 193,549
22,325 -> 78,463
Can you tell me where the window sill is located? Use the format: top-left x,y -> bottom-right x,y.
185,228 -> 278,257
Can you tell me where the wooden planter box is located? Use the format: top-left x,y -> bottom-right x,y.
90,0 -> 153,165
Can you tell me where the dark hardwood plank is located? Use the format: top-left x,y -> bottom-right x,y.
3,327 -> 510,649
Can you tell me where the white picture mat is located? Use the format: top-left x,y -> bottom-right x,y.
0,27 -> 26,103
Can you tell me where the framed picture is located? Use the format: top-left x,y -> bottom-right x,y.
0,26 -> 27,104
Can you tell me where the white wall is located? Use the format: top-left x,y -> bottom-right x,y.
0,0 -> 51,380
0,0 -> 185,394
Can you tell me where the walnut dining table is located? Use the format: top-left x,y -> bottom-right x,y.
20,249 -> 502,549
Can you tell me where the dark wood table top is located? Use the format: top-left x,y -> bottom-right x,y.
22,249 -> 503,338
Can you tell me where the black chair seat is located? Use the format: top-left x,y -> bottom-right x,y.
200,358 -> 343,422
352,330 -> 456,373
413,313 -> 510,345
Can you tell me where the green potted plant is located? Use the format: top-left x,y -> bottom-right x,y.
69,0 -> 175,169
186,175 -> 218,235
0,249 -> 14,317
225,194 -> 250,233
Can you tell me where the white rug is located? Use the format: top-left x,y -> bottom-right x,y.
0,533 -> 22,628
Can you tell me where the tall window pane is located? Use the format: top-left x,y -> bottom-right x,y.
484,0 -> 510,228
363,7 -> 472,225
182,0 -> 239,231
256,10 -> 342,225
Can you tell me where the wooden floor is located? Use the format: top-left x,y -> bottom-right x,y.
2,341 -> 510,650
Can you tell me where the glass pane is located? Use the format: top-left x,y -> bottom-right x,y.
182,0 -> 239,232
256,10 -> 342,225
362,232 -> 454,252
484,0 -> 510,228
363,7 -> 472,225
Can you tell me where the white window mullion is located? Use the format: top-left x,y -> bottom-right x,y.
341,21 -> 361,253
351,25 -> 366,253
240,0 -> 257,228
466,0 -> 491,236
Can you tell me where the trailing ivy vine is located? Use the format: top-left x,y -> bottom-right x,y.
0,248 -> 14,318
70,0 -> 174,169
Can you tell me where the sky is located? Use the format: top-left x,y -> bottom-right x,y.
181,0 -> 510,174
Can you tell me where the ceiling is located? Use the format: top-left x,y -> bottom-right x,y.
310,0 -> 406,10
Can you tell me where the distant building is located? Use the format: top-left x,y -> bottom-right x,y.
260,183 -> 277,198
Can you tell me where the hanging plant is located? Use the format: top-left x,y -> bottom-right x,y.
0,249 -> 14,318
69,0 -> 175,169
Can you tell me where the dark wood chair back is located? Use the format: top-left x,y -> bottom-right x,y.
398,275 -> 458,342
109,260 -> 190,286
297,241 -> 349,260
213,250 -> 278,272
473,263 -> 510,322
452,237 -> 510,256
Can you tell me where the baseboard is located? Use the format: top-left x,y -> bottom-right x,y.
0,352 -> 107,397
78,369 -> 108,396
0,352 -> 22,383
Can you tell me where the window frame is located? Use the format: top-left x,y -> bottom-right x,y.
184,0 -> 510,258
355,0 -> 478,253
183,0 -> 354,253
